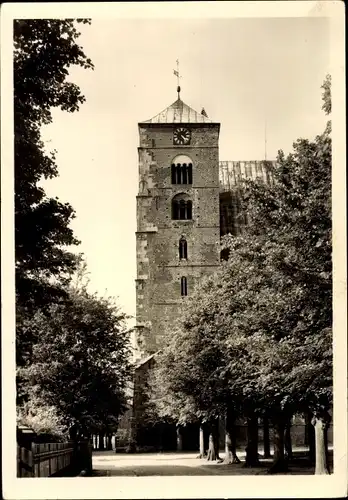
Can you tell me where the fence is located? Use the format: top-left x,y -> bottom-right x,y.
17,440 -> 92,477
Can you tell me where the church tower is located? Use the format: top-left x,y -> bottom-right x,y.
135,87 -> 221,357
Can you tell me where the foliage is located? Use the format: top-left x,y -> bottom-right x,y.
18,280 -> 132,435
14,19 -> 93,314
17,397 -> 68,440
148,269 -> 248,425
14,20 -> 134,440
151,76 -> 332,426
146,344 -> 203,426
321,74 -> 331,115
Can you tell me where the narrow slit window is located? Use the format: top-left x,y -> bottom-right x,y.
179,238 -> 188,260
181,276 -> 188,296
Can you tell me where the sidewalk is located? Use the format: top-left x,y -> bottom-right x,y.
92,447 -> 332,476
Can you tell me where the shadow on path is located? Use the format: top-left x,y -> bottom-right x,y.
91,451 -> 324,476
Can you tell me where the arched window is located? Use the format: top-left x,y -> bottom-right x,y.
171,155 -> 193,185
172,194 -> 192,220
181,276 -> 188,296
179,237 -> 188,260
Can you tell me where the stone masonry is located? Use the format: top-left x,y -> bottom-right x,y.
135,100 -> 221,357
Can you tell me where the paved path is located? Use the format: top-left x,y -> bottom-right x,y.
92,449 -> 319,476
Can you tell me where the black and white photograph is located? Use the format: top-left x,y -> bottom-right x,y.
1,1 -> 346,498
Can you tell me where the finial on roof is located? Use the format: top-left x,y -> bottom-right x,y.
173,59 -> 182,99
201,107 -> 208,117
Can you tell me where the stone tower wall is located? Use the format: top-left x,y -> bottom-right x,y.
135,123 -> 221,355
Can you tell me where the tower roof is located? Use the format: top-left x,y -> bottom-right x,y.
140,98 -> 214,124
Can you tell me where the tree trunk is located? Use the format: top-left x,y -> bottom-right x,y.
106,434 -> 112,450
69,424 -> 78,441
176,426 -> 183,452
312,416 -> 329,475
197,425 -> 206,459
244,416 -> 259,467
207,432 -> 217,461
215,418 -> 222,461
305,411 -> 315,464
284,420 -> 292,460
206,420 -> 220,461
98,432 -> 105,451
268,414 -> 288,473
224,408 -> 241,464
158,423 -> 164,452
263,418 -> 271,458
324,420 -> 330,473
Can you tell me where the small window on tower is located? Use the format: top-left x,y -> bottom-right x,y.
180,276 -> 188,296
179,237 -> 188,260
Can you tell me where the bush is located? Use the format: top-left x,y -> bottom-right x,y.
17,400 -> 68,441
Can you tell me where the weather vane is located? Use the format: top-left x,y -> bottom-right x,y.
173,59 -> 182,98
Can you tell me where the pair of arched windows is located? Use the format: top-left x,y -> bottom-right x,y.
179,237 -> 187,260
171,163 -> 193,185
180,276 -> 188,296
172,195 -> 192,220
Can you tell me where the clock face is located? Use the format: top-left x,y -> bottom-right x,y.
173,127 -> 191,146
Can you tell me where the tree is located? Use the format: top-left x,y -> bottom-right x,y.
17,397 -> 68,441
222,75 -> 332,472
321,74 -> 331,115
14,19 -> 93,316
145,335 -> 207,454
18,281 -> 132,438
148,270 -> 247,462
150,76 -> 332,473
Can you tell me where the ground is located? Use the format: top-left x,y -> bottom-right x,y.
92,447 -> 332,476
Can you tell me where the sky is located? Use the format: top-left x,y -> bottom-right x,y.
40,16 -> 330,325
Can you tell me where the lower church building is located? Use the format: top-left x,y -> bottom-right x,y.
124,89 -> 275,451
